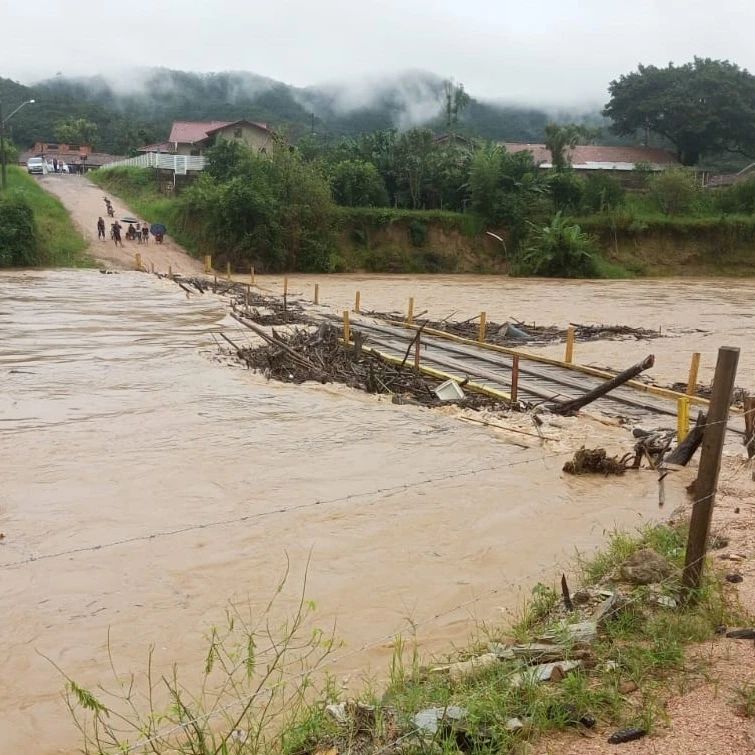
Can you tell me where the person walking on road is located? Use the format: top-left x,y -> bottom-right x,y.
97,217 -> 106,240
111,221 -> 123,247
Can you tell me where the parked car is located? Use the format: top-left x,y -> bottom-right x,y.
27,157 -> 49,175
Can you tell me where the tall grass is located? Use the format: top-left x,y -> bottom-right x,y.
5,167 -> 91,267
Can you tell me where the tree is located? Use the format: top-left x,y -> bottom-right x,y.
443,79 -> 471,131
468,144 -> 549,247
329,160 -> 388,207
647,169 -> 699,215
543,123 -> 599,170
394,128 -> 434,209
520,213 -> 598,278
54,117 -> 99,147
604,58 -> 755,166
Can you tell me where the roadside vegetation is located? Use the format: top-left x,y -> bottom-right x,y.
0,167 -> 90,268
62,521 -> 748,753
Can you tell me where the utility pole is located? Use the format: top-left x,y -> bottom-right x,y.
0,98 -> 35,191
682,346 -> 740,598
1,100 -> 6,191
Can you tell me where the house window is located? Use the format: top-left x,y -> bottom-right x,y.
234,128 -> 242,138
190,149 -> 201,157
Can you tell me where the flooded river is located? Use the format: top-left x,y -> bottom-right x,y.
0,270 -> 703,753
256,274 -> 755,387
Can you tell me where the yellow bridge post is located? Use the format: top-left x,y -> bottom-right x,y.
250,266 -> 255,286
677,396 -> 690,442
343,310 -> 351,343
134,252 -> 142,271
168,265 -> 173,279
355,290 -> 361,314
314,283 -> 320,305
687,352 -> 701,396
204,254 -> 212,273
407,297 -> 415,325
226,262 -> 231,282
564,326 -> 575,364
479,311 -> 487,343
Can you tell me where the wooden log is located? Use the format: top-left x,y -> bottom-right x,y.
665,411 -> 707,466
550,355 -> 655,415
744,396 -> 755,459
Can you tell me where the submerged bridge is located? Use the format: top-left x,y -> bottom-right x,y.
314,311 -> 721,429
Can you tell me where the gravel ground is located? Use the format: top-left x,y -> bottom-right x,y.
537,454 -> 755,755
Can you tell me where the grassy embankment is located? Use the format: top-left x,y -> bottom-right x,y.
92,166 -> 755,276
573,193 -> 755,276
66,521 -> 749,753
2,167 -> 91,267
90,167 -> 506,274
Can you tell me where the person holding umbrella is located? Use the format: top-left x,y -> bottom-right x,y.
150,222 -> 166,244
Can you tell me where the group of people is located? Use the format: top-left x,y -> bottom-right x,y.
50,157 -> 70,174
98,196 -> 166,248
97,217 -> 150,247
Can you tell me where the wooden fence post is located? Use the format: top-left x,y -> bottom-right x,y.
743,396 -> 755,460
564,326 -> 575,364
677,396 -> 690,442
314,283 -> 320,305
479,311 -> 487,343
511,354 -> 519,403
342,310 -> 350,343
687,352 -> 701,395
682,346 -> 740,598
407,297 -> 414,325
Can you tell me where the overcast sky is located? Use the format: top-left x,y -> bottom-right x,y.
3,0 -> 754,105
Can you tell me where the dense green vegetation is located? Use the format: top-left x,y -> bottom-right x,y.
605,58 -> 755,166
0,167 -> 89,267
93,124 -> 755,277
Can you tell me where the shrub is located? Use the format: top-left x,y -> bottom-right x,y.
549,170 -> 585,212
519,212 -> 598,278
582,173 -> 625,212
0,195 -> 38,267
648,169 -> 700,215
329,160 -> 389,207
716,177 -> 755,214
408,219 -> 427,246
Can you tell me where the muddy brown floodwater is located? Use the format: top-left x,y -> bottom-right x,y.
0,269 -> 715,754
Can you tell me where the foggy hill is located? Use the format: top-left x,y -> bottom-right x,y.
2,68 -> 611,153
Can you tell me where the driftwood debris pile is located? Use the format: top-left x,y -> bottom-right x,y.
234,323 -> 504,409
397,315 -> 662,347
563,447 -> 632,476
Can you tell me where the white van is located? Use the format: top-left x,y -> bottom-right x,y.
27,157 -> 49,175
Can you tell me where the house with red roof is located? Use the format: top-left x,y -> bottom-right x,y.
139,120 -> 275,157
500,143 -> 679,172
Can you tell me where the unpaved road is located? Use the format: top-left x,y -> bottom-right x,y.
39,173 -> 203,275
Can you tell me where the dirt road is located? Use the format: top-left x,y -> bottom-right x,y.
39,173 -> 203,275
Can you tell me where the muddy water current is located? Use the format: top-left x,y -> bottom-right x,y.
1,270 -> 693,753
260,274 -> 755,387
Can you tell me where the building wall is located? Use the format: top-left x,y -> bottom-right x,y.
214,124 -> 274,153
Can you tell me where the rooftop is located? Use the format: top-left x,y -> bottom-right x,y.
501,143 -> 679,170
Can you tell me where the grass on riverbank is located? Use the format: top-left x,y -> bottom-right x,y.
4,167 -> 91,267
63,521 -> 747,754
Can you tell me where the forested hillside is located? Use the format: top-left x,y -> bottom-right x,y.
1,68 -> 609,153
